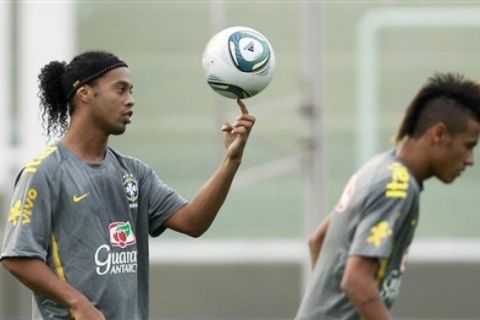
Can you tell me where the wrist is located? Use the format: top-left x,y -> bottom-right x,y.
224,155 -> 242,168
67,294 -> 91,310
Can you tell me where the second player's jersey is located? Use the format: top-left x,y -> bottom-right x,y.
296,150 -> 421,320
1,143 -> 188,319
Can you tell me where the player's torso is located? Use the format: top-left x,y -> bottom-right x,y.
304,151 -> 420,318
46,146 -> 144,318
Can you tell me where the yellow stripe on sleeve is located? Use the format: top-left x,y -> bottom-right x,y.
51,234 -> 67,281
375,259 -> 388,286
51,234 -> 75,319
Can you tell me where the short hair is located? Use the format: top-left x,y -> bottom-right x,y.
395,73 -> 480,143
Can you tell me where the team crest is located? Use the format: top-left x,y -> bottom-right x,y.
123,174 -> 138,208
367,220 -> 392,248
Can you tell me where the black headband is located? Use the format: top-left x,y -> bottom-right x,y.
61,56 -> 128,100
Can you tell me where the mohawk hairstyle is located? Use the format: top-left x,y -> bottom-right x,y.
395,73 -> 480,143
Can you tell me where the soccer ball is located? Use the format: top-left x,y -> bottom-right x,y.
201,26 -> 276,99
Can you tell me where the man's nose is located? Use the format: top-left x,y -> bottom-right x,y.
127,93 -> 135,107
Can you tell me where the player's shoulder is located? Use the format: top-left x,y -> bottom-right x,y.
360,150 -> 420,199
22,145 -> 64,175
14,144 -> 65,187
107,147 -> 152,175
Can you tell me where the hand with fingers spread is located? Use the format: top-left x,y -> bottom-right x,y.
221,99 -> 256,162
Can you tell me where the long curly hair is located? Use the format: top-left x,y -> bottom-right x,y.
37,50 -> 115,138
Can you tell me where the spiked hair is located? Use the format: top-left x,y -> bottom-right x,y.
395,73 -> 480,143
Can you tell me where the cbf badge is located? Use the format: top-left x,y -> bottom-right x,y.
123,174 -> 138,208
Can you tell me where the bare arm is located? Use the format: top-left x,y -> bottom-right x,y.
341,255 -> 393,320
308,212 -> 333,268
164,99 -> 255,237
1,258 -> 105,320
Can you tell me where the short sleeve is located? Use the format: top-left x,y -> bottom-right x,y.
350,163 -> 417,259
139,166 -> 187,237
1,169 -> 54,261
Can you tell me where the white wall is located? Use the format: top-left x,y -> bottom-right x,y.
17,1 -> 75,161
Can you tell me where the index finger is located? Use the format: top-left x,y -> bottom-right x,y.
237,98 -> 249,115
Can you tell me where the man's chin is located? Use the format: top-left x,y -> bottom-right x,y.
110,125 -> 127,136
438,175 -> 457,184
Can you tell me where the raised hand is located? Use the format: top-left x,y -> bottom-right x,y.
221,99 -> 256,162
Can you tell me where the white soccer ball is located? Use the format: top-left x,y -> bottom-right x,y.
202,26 -> 276,99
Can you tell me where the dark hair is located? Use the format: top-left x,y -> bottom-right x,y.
395,73 -> 480,143
37,50 -> 116,138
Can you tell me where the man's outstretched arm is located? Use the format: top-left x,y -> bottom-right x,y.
164,99 -> 255,237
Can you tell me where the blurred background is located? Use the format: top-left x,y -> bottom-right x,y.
1,1 -> 479,319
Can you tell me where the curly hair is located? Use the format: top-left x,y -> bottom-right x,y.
37,50 -> 116,138
395,73 -> 480,143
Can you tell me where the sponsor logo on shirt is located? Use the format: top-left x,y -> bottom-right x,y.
109,221 -> 136,248
385,162 -> 410,199
123,174 -> 138,209
72,192 -> 89,203
24,146 -> 57,174
94,244 -> 138,276
8,188 -> 38,225
94,221 -> 138,276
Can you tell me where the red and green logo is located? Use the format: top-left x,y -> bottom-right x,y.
109,221 -> 136,248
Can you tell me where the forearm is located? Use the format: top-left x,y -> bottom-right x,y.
308,231 -> 325,269
2,258 -> 91,310
167,156 -> 241,237
308,212 -> 332,268
165,99 -> 254,237
341,255 -> 393,320
189,156 -> 240,231
343,282 -> 392,320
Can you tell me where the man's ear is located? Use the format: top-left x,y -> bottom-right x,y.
76,85 -> 92,102
429,122 -> 449,145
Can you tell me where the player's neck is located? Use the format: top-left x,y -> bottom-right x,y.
61,129 -> 109,164
396,137 -> 432,183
